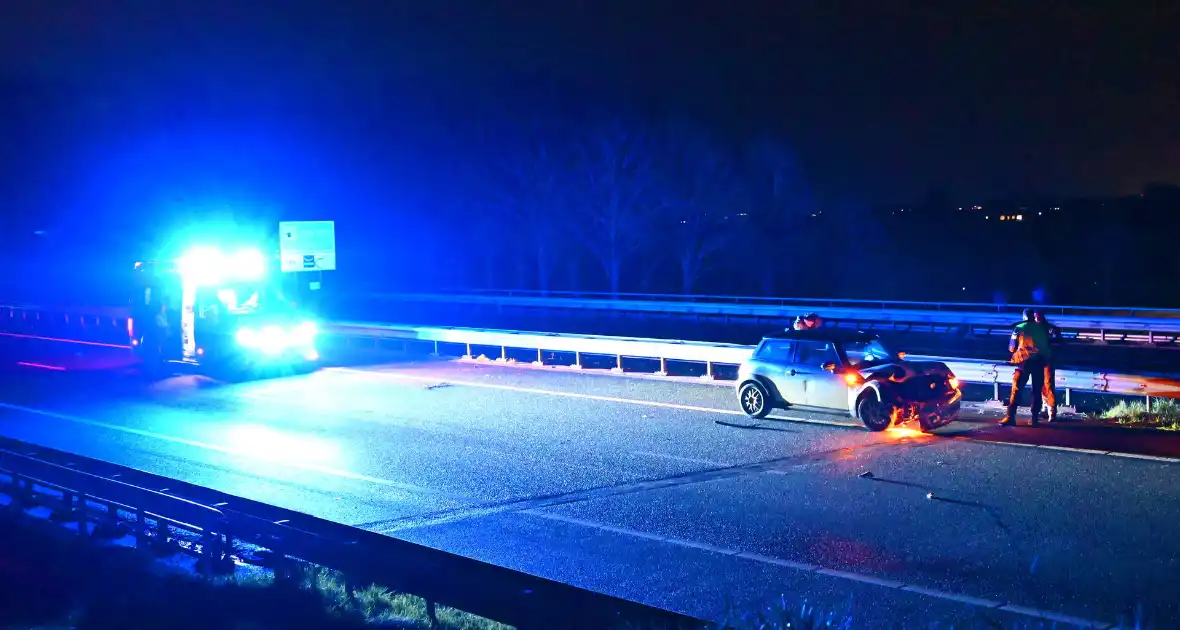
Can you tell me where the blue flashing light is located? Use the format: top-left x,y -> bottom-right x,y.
177,246 -> 266,286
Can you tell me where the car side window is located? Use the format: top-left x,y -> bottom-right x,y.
755,340 -> 794,363
795,341 -> 840,366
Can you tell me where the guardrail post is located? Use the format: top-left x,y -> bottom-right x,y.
993,382 -> 1000,401
572,351 -> 583,370
76,492 -> 89,538
426,600 -> 440,627
1064,387 -> 1072,407
1146,396 -> 1152,412
94,500 -> 122,539
463,343 -> 473,360
702,361 -> 714,381
432,340 -> 440,356
134,507 -> 147,548
612,354 -> 624,373
6,474 -> 31,511
500,345 -> 508,362
534,348 -> 544,366
657,357 -> 667,376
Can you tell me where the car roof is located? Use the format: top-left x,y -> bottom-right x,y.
762,328 -> 880,343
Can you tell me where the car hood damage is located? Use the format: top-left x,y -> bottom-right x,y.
858,360 -> 955,382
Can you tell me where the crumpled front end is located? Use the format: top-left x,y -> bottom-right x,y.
865,361 -> 962,429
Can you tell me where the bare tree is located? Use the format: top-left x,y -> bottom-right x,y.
486,125 -> 570,294
456,119 -> 571,293
655,120 -> 742,294
740,137 -> 816,296
568,119 -> 660,296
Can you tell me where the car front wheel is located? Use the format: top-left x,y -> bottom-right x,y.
738,381 -> 772,419
856,395 -> 893,431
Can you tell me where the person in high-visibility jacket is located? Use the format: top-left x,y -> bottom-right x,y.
1033,310 -> 1062,422
1002,308 -> 1053,426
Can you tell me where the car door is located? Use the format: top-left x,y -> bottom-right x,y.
793,340 -> 850,411
752,340 -> 806,407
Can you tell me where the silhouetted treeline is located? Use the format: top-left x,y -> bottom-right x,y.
2,73 -> 1177,308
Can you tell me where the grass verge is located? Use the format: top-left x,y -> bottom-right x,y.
0,514 -> 508,630
1095,398 -> 1180,430
0,509 -> 1151,630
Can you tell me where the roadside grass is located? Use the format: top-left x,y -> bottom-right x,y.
297,566 -> 511,630
0,513 -> 1155,630
0,515 -> 507,630
1096,398 -> 1180,430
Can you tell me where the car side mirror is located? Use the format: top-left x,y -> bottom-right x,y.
821,362 -> 838,372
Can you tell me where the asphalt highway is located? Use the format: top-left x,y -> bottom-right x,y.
1,336 -> 1178,629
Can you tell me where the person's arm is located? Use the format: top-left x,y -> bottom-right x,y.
1009,327 -> 1020,354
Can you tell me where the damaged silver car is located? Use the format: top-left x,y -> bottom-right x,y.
735,329 -> 962,432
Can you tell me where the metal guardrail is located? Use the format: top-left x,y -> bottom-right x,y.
11,292 -> 1180,346
373,292 -> 1180,344
329,321 -> 1180,400
2,298 -> 1180,398
2,302 -> 1178,400
429,289 -> 1180,319
0,436 -> 704,630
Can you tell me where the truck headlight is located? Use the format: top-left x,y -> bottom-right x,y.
291,321 -> 317,345
235,327 -> 258,347
235,321 -> 316,356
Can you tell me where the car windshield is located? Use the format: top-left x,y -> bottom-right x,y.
842,339 -> 896,367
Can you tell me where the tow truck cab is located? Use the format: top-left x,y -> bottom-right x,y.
129,247 -> 320,373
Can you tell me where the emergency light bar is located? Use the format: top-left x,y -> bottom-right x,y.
177,247 -> 266,287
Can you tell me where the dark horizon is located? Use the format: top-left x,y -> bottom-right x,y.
1,1 -> 1177,206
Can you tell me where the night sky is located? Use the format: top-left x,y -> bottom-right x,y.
1,1 -> 1177,204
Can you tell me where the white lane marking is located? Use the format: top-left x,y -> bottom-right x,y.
0,331 -> 131,350
980,439 -> 1180,463
330,366 -> 750,415
1035,445 -> 1110,456
983,441 -> 1039,448
332,367 -> 1180,463
0,401 -> 427,491
1106,451 -> 1179,463
328,366 -> 860,429
631,450 -> 731,467
397,361 -> 1180,460
528,511 -> 1115,630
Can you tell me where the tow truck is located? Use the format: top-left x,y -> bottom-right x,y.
128,244 -> 322,378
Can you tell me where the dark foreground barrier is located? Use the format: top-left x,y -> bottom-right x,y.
0,436 -> 705,630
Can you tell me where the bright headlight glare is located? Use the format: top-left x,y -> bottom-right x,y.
292,321 -> 317,343
235,327 -> 257,347
236,322 -> 315,355
257,325 -> 286,355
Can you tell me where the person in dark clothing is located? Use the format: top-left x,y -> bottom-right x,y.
791,313 -> 823,331
1033,310 -> 1062,421
1003,308 -> 1053,426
